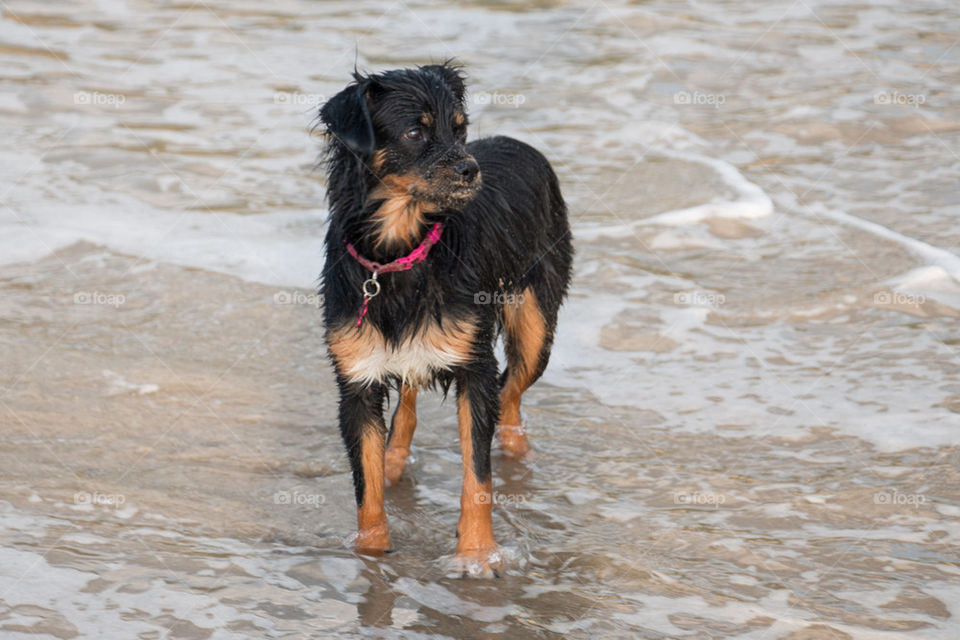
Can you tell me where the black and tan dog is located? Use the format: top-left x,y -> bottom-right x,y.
318,63 -> 572,576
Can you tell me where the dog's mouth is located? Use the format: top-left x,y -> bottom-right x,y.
413,171 -> 483,208
448,173 -> 483,200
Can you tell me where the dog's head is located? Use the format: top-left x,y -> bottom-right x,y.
320,63 -> 481,246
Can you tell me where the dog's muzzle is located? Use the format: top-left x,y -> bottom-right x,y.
448,156 -> 482,200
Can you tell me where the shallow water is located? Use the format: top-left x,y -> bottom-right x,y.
2,0 -> 960,638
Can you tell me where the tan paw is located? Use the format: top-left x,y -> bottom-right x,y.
353,521 -> 391,554
450,546 -> 503,579
497,423 -> 530,458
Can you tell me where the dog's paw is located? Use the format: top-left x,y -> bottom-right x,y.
496,423 -> 530,458
384,446 -> 409,486
351,522 -> 391,555
449,547 -> 503,579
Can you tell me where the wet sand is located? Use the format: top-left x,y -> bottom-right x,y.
2,243 -> 959,638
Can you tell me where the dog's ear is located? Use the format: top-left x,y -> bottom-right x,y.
320,80 -> 375,157
423,63 -> 466,104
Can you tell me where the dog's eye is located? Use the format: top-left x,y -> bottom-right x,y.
403,127 -> 423,141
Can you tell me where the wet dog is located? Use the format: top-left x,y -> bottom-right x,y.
318,63 -> 572,576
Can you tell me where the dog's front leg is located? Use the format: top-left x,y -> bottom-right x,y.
454,353 -> 502,577
337,378 -> 390,553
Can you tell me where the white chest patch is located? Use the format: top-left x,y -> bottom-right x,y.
329,320 -> 476,386
345,337 -> 467,386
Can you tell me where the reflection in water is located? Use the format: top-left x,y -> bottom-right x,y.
1,0 -> 959,638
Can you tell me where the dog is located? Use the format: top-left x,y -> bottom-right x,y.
318,63 -> 572,576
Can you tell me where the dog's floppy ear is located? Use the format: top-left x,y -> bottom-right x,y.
320,80 -> 375,157
423,63 -> 466,103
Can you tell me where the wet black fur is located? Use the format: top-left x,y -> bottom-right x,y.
318,63 -> 572,506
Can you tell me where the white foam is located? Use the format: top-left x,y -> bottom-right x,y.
884,265 -> 960,309
644,152 -> 773,225
804,202 -> 960,281
1,200 -> 326,289
576,149 -> 774,240
649,230 -> 724,250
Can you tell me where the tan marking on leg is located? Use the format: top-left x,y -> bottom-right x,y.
498,287 -> 547,457
385,384 -> 418,486
455,393 -> 497,559
355,429 -> 390,552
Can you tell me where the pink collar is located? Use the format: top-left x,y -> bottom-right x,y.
344,222 -> 444,274
343,223 -> 444,327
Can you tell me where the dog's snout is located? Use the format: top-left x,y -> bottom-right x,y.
454,158 -> 480,182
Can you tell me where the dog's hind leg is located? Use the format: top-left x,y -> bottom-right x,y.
385,384 -> 418,486
497,286 -> 554,457
338,380 -> 391,553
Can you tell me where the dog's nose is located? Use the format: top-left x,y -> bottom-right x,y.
454,159 -> 479,182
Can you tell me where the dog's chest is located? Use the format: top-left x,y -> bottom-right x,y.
328,319 -> 476,386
